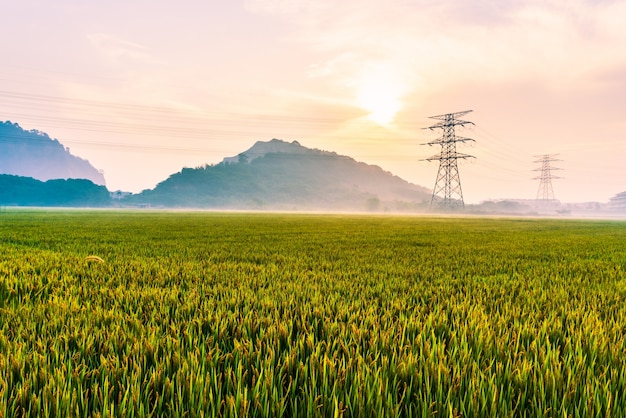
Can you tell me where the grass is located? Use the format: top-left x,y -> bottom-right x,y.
0,210 -> 625,416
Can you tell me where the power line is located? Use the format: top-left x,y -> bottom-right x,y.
422,110 -> 475,209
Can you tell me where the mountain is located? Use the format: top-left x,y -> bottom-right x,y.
0,121 -> 106,185
221,139 -> 318,164
610,192 -> 626,211
127,139 -> 431,211
0,174 -> 110,207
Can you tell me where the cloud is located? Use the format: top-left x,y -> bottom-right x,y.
86,33 -> 157,68
245,0 -> 626,95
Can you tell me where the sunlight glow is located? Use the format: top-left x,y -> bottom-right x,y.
355,66 -> 404,127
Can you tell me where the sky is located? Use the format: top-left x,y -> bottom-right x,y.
1,0 -> 625,203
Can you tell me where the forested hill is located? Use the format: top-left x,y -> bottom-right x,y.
0,175 -> 110,207
0,121 -> 106,185
127,139 -> 431,211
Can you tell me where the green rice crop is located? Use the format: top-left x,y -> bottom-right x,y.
0,211 -> 625,417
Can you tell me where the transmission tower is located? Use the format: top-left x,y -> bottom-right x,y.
533,154 -> 562,201
422,110 -> 475,209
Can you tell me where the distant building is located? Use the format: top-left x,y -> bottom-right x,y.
110,190 -> 132,200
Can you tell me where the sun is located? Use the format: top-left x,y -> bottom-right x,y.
355,67 -> 404,127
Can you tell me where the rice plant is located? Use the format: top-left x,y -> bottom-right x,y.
0,211 -> 625,416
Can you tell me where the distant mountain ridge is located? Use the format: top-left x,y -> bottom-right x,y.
0,174 -> 110,207
128,139 -> 431,211
0,121 -> 106,185
222,139 -> 327,164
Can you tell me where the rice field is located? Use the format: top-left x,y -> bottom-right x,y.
1,210 -> 625,417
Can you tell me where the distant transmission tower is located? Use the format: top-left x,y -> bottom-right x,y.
422,110 -> 475,209
533,154 -> 562,201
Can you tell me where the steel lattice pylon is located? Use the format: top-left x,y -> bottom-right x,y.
533,154 -> 562,201
422,110 -> 475,209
